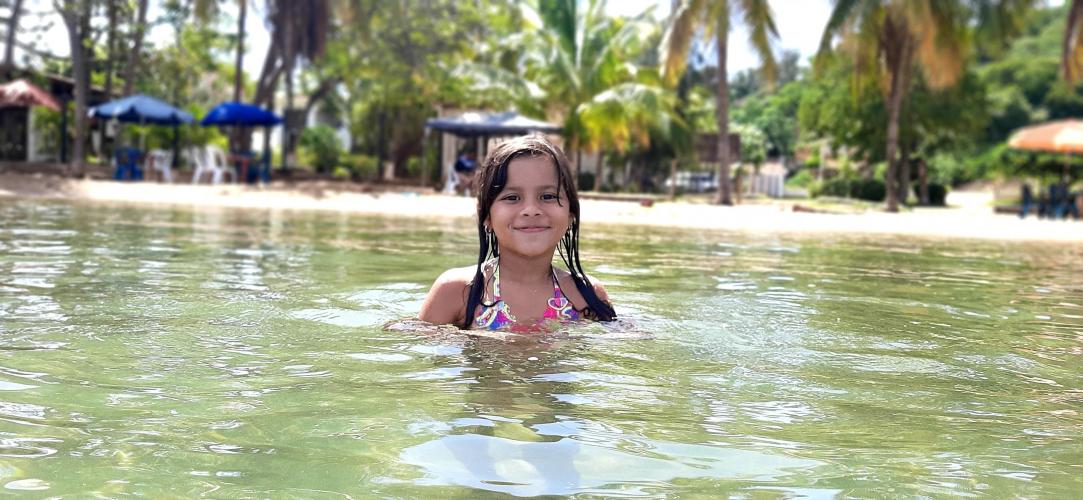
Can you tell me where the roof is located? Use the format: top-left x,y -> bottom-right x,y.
425,111 -> 561,136
0,79 -> 61,111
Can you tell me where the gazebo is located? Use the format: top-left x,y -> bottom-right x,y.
424,111 -> 561,185
0,79 -> 61,162
425,111 -> 561,157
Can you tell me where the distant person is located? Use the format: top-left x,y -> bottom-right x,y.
453,149 -> 478,196
419,134 -> 616,332
1019,183 -> 1034,218
1068,187 -> 1081,220
1051,180 -> 1070,219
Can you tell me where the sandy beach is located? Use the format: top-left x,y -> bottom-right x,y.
1,172 -> 1081,242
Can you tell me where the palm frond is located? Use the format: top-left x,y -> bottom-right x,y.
818,0 -> 863,56
659,0 -> 703,87
907,0 -> 967,89
738,0 -> 780,86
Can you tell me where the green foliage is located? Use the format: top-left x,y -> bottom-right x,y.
920,184 -> 948,206
332,166 -> 351,180
811,178 -> 886,202
343,154 -> 379,181
786,169 -> 814,188
297,125 -> 341,174
731,123 -> 767,166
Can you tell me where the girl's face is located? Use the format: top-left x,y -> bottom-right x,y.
485,155 -> 572,260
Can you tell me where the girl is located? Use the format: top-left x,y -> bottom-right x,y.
418,134 -> 616,332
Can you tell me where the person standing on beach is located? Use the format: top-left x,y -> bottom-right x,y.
419,135 -> 616,332
453,149 -> 478,196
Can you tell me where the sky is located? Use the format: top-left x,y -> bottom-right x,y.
16,0 -> 1063,83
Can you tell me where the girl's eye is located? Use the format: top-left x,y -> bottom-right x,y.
541,193 -> 560,201
501,194 -> 520,202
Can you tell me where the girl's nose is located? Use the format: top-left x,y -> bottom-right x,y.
520,199 -> 542,216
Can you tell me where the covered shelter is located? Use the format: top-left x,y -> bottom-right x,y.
0,79 -> 61,162
1008,119 -> 1083,179
425,110 -> 561,157
424,111 -> 562,188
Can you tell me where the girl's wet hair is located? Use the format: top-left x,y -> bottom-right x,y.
461,134 -> 617,329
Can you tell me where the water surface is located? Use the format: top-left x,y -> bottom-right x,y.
0,199 -> 1081,497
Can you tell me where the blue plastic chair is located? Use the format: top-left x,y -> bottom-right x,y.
113,147 -> 144,181
245,153 -> 271,184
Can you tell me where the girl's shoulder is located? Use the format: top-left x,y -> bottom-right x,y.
554,268 -> 610,310
418,265 -> 478,326
432,265 -> 478,290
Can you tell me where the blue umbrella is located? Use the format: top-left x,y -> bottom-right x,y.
88,94 -> 193,125
201,102 -> 282,127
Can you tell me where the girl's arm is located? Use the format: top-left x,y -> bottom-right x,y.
418,268 -> 471,326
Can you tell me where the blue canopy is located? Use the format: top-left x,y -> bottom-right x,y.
201,101 -> 282,127
88,94 -> 193,125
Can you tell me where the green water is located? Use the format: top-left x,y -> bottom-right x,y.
1,199 -> 1081,497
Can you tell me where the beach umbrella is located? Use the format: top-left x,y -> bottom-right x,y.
89,94 -> 192,164
88,94 -> 193,125
200,101 -> 282,127
1008,119 -> 1083,179
201,102 -> 282,182
0,79 -> 61,111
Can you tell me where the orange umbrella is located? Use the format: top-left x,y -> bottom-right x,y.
1008,119 -> 1083,178
0,79 -> 61,111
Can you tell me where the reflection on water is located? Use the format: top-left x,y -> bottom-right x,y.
0,199 -> 1081,497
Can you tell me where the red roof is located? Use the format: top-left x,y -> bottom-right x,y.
0,79 -> 61,111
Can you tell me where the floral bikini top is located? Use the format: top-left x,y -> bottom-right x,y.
473,259 -> 581,332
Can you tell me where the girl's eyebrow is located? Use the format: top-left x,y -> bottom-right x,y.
503,184 -> 559,191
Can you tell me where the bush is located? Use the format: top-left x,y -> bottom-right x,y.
342,154 -> 379,181
916,183 -> 948,206
332,166 -> 351,180
578,172 -> 595,191
406,156 -> 423,178
297,125 -> 341,174
851,178 -> 886,201
786,168 -> 814,188
810,178 -> 886,202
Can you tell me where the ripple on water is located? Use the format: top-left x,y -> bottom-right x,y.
0,437 -> 60,458
400,433 -> 823,496
4,479 -> 50,491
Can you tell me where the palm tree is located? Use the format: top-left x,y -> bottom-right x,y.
525,0 -> 660,177
818,0 -> 1035,212
1062,0 -> 1083,82
661,0 -> 778,205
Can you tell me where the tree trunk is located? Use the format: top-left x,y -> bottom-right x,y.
884,38 -> 913,213
593,150 -> 604,191
918,158 -> 929,205
714,26 -> 732,205
231,0 -> 247,153
281,13 -> 293,170
99,0 -> 118,160
254,35 -> 283,108
123,0 -> 149,96
59,0 -> 90,173
898,144 -> 911,205
668,158 -> 677,200
3,0 -> 24,70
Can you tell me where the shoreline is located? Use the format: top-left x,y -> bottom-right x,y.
1,172 -> 1081,242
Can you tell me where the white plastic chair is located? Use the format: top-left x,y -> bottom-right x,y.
191,146 -> 236,184
147,149 -> 174,183
443,162 -> 459,194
